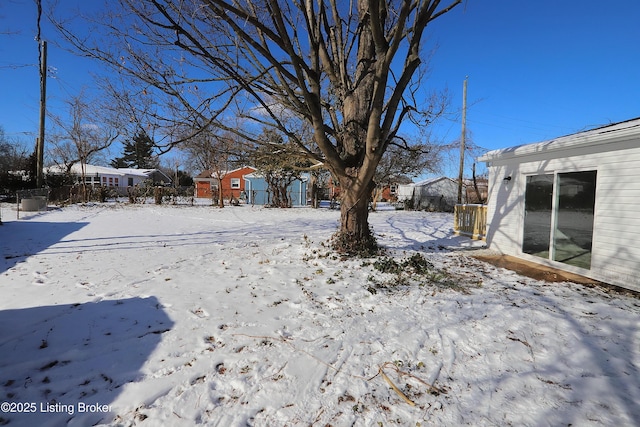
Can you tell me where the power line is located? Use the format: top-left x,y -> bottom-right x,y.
0,63 -> 37,69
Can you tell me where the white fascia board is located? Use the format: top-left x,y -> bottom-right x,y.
479,119 -> 640,163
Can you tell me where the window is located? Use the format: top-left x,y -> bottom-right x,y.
230,178 -> 241,189
522,171 -> 596,269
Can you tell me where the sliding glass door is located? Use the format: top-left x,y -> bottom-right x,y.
523,174 -> 554,258
553,171 -> 597,269
522,171 -> 596,269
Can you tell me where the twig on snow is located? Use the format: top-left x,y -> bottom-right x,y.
378,361 -> 448,405
378,364 -> 416,406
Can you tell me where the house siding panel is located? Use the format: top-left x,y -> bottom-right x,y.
485,163 -> 525,254
482,124 -> 640,292
194,167 -> 255,200
243,174 -> 308,206
590,151 -> 640,290
220,168 -> 253,200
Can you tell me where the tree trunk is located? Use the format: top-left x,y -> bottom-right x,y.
154,186 -> 163,204
279,184 -> 289,208
370,187 -> 384,212
333,175 -> 377,255
330,0 -> 378,255
310,175 -> 319,209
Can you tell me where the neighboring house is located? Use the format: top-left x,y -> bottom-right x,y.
463,178 -> 488,204
193,170 -> 216,198
397,177 -> 459,211
478,117 -> 640,292
316,176 -> 408,204
193,171 -> 216,198
243,172 -> 308,206
194,166 -> 256,199
375,176 -> 413,202
46,164 -> 172,188
116,168 -> 173,187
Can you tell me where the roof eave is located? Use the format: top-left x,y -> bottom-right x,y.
479,118 -> 640,163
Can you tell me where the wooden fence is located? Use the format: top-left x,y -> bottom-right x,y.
454,204 -> 487,240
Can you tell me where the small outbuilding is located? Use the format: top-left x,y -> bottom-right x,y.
479,117 -> 640,292
243,173 -> 308,207
397,177 -> 458,211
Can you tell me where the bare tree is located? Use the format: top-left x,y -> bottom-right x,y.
251,129 -> 313,208
371,139 -> 443,210
48,92 -> 119,202
181,127 -> 247,207
53,0 -> 461,254
0,127 -> 33,191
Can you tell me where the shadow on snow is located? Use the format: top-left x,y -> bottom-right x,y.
0,219 -> 89,274
0,296 -> 173,426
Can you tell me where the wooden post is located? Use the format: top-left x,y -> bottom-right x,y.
453,204 -> 460,234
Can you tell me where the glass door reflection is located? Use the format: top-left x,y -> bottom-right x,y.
553,171 -> 596,269
522,174 -> 554,258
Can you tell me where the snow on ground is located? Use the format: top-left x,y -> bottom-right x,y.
0,202 -> 639,427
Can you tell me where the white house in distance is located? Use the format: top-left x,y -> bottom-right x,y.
47,164 -> 172,188
478,117 -> 640,292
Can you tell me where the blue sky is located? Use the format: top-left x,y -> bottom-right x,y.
1,0 -> 639,172
427,0 -> 640,152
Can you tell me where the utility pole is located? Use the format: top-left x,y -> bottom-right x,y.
457,76 -> 468,204
36,40 -> 47,188
35,0 -> 47,188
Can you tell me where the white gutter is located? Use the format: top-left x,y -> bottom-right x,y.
479,118 -> 640,162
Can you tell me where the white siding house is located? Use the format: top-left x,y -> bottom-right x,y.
479,117 -> 640,292
397,177 -> 458,211
47,164 -> 171,188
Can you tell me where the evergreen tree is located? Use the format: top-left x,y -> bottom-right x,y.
111,131 -> 157,169
110,157 -> 128,168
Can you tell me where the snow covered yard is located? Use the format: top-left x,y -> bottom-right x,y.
0,203 -> 639,427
